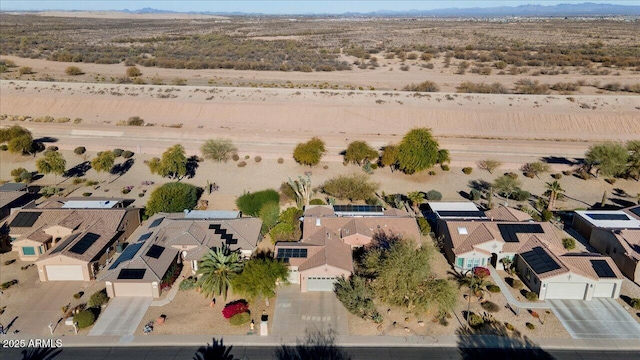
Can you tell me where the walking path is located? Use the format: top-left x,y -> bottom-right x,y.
488,265 -> 551,310
150,267 -> 191,307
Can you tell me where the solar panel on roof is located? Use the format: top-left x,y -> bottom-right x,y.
333,205 -> 384,213
9,212 -> 42,228
138,232 -> 152,242
437,210 -> 486,218
209,224 -> 222,230
277,248 -> 308,258
149,217 -> 164,228
497,224 -> 544,243
520,247 -> 562,274
68,232 -> 100,255
145,244 -> 165,259
591,259 -> 617,278
50,234 -> 80,255
225,238 -> 238,245
109,242 -> 143,269
586,213 -> 630,221
117,268 -> 146,280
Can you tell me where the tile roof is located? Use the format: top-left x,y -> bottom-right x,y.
517,237 -> 569,279
559,253 -> 624,280
302,215 -> 421,246
485,206 -> 533,222
0,190 -> 29,209
298,226 -> 353,272
612,229 -> 640,261
303,205 -> 336,217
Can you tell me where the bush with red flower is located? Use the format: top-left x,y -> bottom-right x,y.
473,266 -> 490,279
222,299 -> 249,319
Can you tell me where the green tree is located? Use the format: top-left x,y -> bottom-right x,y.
334,275 -> 378,320
585,142 -> 628,178
149,144 -> 188,179
396,128 -> 441,174
344,141 -> 378,165
91,151 -> 115,181
380,144 -> 399,171
293,137 -> 326,166
145,182 -> 200,216
201,138 -> 238,163
36,151 -> 66,185
1,125 -> 34,155
196,245 -> 243,301
269,207 -> 302,242
478,159 -> 502,174
407,191 -> 425,213
543,181 -> 565,211
231,255 -> 289,306
492,175 -> 522,200
236,189 -> 279,217
258,202 -> 280,235
627,140 -> 640,181
321,173 -> 379,201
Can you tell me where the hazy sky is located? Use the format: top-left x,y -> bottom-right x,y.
1,1 -> 637,14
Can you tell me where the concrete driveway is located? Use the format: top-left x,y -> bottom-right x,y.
11,282 -> 83,336
549,298 -> 640,339
88,297 -> 152,336
272,285 -> 348,341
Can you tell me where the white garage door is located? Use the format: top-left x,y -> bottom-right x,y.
114,282 -> 153,297
546,282 -> 587,300
593,282 -> 616,298
288,269 -> 299,284
45,265 -> 85,281
306,277 -> 336,292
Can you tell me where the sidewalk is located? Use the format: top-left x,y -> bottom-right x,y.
150,266 -> 191,307
488,265 -> 551,310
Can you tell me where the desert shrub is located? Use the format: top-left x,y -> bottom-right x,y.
277,157 -> 284,164
541,209 -> 553,222
525,291 -> 538,301
403,81 -> 439,92
146,182 -> 200,216
0,279 -> 18,290
126,116 -> 144,126
237,161 -> 247,167
73,291 -> 84,299
236,189 -> 279,217
481,301 -> 500,313
505,322 -> 515,331
630,298 -> 640,310
506,278 -> 523,290
470,189 -> 482,201
462,167 -> 473,174
0,144 -> 8,151
309,198 -> 325,205
254,156 -> 262,163
551,173 -> 562,179
513,189 -> 530,202
82,192 -> 91,197
122,150 -> 134,159
468,313 -> 484,328
74,146 -> 86,155
486,285 -> 501,293
222,300 -> 249,319
18,66 -> 33,75
551,82 -> 580,92
85,180 -> 98,186
562,238 -> 576,250
65,66 -> 84,75
88,288 -> 109,308
505,172 -> 518,179
526,322 -> 535,330
55,117 -> 70,123
229,312 -> 251,326
514,79 -> 549,95
74,310 -> 96,328
457,82 -> 509,94
417,217 -> 431,235
604,178 -> 616,185
126,66 -> 142,77
425,190 -> 442,201
321,173 -> 379,201
441,164 -> 450,171
112,148 -> 124,157
293,137 -> 326,166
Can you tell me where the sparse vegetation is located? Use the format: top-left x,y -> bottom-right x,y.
65,66 -> 84,75
478,159 -> 502,174
201,138 -> 238,163
562,238 -> 576,250
321,173 -> 379,201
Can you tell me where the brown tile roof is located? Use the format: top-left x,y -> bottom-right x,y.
485,206 -> 533,222
23,227 -> 53,243
302,216 -> 421,246
0,190 -> 29,209
612,229 -> 640,261
559,253 -> 624,280
303,205 -> 336,217
298,226 -> 353,272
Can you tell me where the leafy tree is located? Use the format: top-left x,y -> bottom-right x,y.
543,181 -> 565,211
334,275 -> 378,320
407,191 -> 424,213
231,255 -> 289,306
269,207 -> 302,242
321,173 -> 379,201
36,151 -> 66,185
1,125 -> 34,155
396,128 -> 441,174
293,137 -> 326,166
258,202 -> 280,235
196,245 -> 243,301
492,175 -> 522,200
627,140 -> 640,181
344,141 -> 378,165
91,151 -> 115,180
521,162 -> 550,178
10,167 -> 29,183
201,138 -> 238,163
584,142 -> 628,178
236,190 -> 279,217
477,159 -> 502,174
145,182 -> 200,216
149,144 -> 188,179
380,144 -> 399,171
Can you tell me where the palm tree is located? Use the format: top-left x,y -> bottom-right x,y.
543,181 -> 565,211
196,244 -> 243,301
406,191 -> 424,214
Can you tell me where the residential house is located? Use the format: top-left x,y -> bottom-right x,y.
572,209 -> 640,240
0,182 -> 31,220
99,211 -> 262,298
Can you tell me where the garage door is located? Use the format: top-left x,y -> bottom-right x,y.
306,277 -> 337,292
114,282 -> 153,297
45,265 -> 84,281
545,283 -> 587,300
593,283 -> 616,298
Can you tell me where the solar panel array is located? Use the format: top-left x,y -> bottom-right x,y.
586,213 -> 630,221
109,242 -> 143,269
68,232 -> 100,255
333,205 -> 384,213
497,223 -> 544,242
591,259 -> 617,278
138,232 -> 152,243
50,234 -> 80,255
437,210 -> 486,218
9,212 -> 42,228
145,244 -> 165,259
148,217 -> 164,228
209,223 -> 238,245
117,268 -> 146,280
520,247 -> 562,274
277,248 -> 308,259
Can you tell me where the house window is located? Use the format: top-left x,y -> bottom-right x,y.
22,246 -> 36,256
457,258 -> 464,267
466,258 -> 480,269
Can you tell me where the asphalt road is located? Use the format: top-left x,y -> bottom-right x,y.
5,346 -> 640,360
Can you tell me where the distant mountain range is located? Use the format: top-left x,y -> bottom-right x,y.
115,3 -> 640,17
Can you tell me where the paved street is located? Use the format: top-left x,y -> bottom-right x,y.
272,285 -> 348,340
88,297 -> 152,336
549,298 -> 640,339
